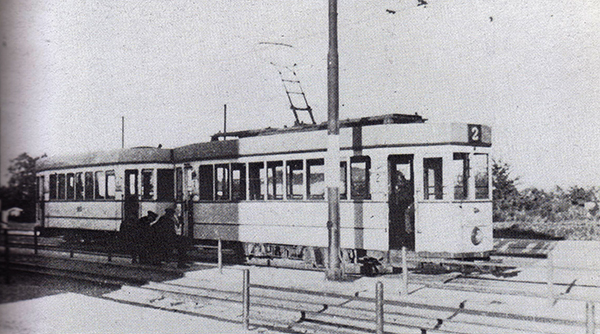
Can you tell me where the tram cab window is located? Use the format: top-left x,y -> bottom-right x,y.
95,171 -> 105,199
105,171 -> 116,199
350,156 -> 371,200
424,158 -> 443,200
57,174 -> 66,200
453,153 -> 469,200
231,163 -> 246,201
215,164 -> 230,200
75,172 -> 84,200
49,174 -> 57,200
307,159 -> 325,200
267,161 -> 284,200
472,153 -> 489,199
141,169 -> 154,200
286,160 -> 304,200
84,172 -> 94,199
249,162 -> 265,200
340,161 -> 348,200
198,165 -> 214,201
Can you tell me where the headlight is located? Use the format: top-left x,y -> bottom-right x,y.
471,227 -> 483,245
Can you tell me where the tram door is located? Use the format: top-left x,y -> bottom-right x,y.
388,155 -> 415,250
124,170 -> 139,225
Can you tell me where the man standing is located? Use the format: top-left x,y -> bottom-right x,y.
151,208 -> 177,264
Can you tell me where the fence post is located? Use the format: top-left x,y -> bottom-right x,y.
242,269 -> 250,330
218,238 -> 223,274
34,226 -> 39,255
401,246 -> 409,295
586,301 -> 595,334
546,252 -> 554,304
4,229 -> 10,284
376,281 -> 384,334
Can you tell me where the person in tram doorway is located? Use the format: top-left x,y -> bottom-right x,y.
173,205 -> 191,269
151,207 -> 190,268
136,211 -> 158,264
151,208 -> 177,264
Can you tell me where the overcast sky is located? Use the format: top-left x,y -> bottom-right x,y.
1,0 -> 599,190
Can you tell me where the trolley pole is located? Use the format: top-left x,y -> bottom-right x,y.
326,0 -> 342,281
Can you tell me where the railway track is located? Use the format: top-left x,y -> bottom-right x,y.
3,231 -> 599,333
103,268 -> 592,334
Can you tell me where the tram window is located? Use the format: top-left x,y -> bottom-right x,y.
231,163 -> 246,201
57,174 -> 66,200
175,168 -> 183,201
424,158 -> 443,200
105,171 -> 116,199
286,160 -> 304,200
95,171 -> 105,199
453,153 -> 469,200
215,164 -> 230,200
75,172 -> 84,200
198,165 -> 214,201
473,153 -> 489,199
141,169 -> 154,200
249,162 -> 265,200
84,172 -> 94,199
350,156 -> 371,200
66,173 -> 75,200
187,168 -> 199,200
37,176 -> 44,201
267,161 -> 284,200
340,161 -> 348,200
157,169 -> 175,201
49,174 -> 57,200
307,159 -> 325,200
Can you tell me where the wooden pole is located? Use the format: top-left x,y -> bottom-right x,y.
34,226 -> 39,255
242,269 -> 250,330
218,238 -> 223,274
121,116 -> 125,149
223,104 -> 227,140
401,246 -> 409,295
586,301 -> 595,334
547,252 -> 554,303
4,229 -> 10,284
326,0 -> 342,282
376,281 -> 384,334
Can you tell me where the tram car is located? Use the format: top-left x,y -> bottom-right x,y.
35,113 -> 492,269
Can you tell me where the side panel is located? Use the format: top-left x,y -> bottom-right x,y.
191,201 -> 388,250
415,201 -> 493,255
45,201 -> 122,231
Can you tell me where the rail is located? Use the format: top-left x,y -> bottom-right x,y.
2,232 -> 597,333
1,228 -> 228,280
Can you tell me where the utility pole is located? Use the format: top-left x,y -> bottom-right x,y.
326,0 -> 342,281
121,116 -> 125,149
223,104 -> 227,140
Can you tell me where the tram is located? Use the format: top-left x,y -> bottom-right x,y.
35,113 -> 492,269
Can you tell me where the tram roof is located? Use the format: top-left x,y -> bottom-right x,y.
36,147 -> 172,171
210,113 -> 425,141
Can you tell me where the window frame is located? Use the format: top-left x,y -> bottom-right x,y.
286,160 -> 304,200
423,157 -> 443,200
350,156 -> 371,200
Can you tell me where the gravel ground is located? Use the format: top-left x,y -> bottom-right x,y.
0,271 -> 120,304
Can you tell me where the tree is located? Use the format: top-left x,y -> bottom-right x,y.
492,159 -> 520,218
0,152 -> 45,222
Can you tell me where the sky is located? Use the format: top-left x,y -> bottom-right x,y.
1,0 -> 599,190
